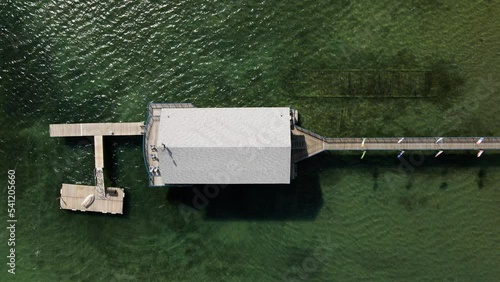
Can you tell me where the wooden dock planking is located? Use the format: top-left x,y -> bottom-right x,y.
292,126 -> 500,162
94,135 -> 104,168
291,128 -> 324,162
49,122 -> 142,214
49,122 -> 144,137
60,184 -> 124,214
323,141 -> 500,151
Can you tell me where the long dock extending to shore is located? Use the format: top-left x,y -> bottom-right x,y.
50,122 -> 144,214
292,126 -> 500,162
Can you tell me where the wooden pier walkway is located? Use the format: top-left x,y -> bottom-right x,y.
94,135 -> 104,168
50,122 -> 144,214
49,122 -> 144,137
292,126 -> 500,162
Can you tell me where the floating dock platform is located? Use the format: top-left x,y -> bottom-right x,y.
60,184 -> 125,214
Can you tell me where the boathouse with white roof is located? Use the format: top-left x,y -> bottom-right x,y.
150,105 -> 292,185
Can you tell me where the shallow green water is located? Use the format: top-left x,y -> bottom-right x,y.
1,1 -> 500,281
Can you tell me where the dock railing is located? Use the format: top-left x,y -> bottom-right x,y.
323,137 -> 500,144
143,115 -> 160,184
148,102 -> 195,116
294,125 -> 325,141
295,126 -> 500,145
143,102 -> 196,186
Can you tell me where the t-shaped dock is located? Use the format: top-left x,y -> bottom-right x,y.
49,122 -> 144,214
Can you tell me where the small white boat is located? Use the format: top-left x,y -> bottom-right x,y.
435,150 -> 444,157
477,150 -> 484,158
81,194 -> 95,208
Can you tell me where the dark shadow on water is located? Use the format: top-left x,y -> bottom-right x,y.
477,168 -> 486,190
167,172 -> 323,221
63,136 -> 94,148
103,135 -> 143,186
104,135 -> 142,218
166,150 -> 500,221
304,151 -> 500,194
306,150 -> 500,170
60,136 -> 499,220
122,187 -> 132,218
64,135 -> 143,185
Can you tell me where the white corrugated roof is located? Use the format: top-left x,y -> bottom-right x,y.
157,107 -> 291,184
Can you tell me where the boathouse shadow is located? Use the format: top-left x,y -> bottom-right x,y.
167,165 -> 324,221
64,136 -> 94,148
104,136 -> 142,218
167,150 -> 500,221
315,151 -> 500,170
291,151 -> 500,192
